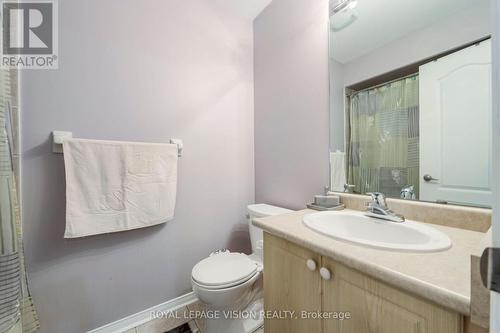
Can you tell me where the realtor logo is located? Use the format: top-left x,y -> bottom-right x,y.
1,0 -> 58,69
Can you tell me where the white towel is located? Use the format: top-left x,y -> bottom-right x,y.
63,138 -> 178,238
330,150 -> 346,192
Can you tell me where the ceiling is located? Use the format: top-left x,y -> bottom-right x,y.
331,0 -> 487,64
213,0 -> 273,20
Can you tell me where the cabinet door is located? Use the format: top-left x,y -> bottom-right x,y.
322,258 -> 462,333
264,233 -> 322,333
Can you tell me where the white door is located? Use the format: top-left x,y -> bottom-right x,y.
492,1 -> 500,329
419,39 -> 492,207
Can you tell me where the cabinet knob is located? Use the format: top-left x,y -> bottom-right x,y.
320,267 -> 332,280
306,259 -> 317,271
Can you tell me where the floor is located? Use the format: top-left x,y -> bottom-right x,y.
123,300 -> 264,333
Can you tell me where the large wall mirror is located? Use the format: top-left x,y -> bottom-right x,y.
329,0 -> 493,208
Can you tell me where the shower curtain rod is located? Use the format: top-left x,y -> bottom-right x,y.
347,72 -> 419,96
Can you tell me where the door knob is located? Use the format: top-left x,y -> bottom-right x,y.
306,259 -> 317,271
423,174 -> 439,182
319,267 -> 332,280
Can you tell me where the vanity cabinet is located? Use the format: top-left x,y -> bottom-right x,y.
264,233 -> 463,333
263,233 -> 322,333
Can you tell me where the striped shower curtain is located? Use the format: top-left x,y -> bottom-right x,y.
0,70 -> 39,332
346,75 -> 420,198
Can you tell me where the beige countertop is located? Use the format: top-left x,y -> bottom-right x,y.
253,209 -> 486,315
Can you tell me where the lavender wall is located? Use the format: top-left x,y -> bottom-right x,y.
20,1 -> 254,332
254,0 -> 330,209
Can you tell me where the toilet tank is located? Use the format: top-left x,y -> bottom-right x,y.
247,204 -> 293,258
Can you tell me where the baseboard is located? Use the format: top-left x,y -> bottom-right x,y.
87,292 -> 198,333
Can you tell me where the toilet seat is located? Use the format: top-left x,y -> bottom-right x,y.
192,252 -> 262,290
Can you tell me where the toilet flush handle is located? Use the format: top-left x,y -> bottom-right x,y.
306,259 -> 317,271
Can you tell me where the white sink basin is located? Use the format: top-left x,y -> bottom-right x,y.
303,211 -> 451,252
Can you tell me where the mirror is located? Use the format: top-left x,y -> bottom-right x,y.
329,0 -> 493,208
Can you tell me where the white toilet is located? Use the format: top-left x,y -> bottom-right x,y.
191,204 -> 292,333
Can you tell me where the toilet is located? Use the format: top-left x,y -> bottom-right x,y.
191,204 -> 292,333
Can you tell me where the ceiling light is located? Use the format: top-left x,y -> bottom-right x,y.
330,0 -> 357,15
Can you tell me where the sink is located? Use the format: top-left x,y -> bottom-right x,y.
303,210 -> 451,252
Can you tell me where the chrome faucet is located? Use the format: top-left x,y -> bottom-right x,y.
365,192 -> 405,223
400,185 -> 416,200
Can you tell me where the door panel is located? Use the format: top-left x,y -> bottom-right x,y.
263,233 -> 322,333
419,39 -> 492,206
491,2 -> 500,325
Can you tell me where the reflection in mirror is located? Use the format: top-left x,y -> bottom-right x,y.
329,0 -> 492,208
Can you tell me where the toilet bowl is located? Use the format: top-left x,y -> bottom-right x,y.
192,252 -> 262,309
191,204 -> 292,333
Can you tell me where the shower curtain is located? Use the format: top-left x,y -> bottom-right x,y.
0,70 -> 39,332
346,75 -> 419,198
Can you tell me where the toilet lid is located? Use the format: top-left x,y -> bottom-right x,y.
192,252 -> 259,288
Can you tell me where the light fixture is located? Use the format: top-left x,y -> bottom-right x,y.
330,0 -> 357,15
330,0 -> 358,32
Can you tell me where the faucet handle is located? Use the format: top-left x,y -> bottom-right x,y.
368,192 -> 387,208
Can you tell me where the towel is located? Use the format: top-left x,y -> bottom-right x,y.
330,150 -> 346,192
63,138 -> 178,238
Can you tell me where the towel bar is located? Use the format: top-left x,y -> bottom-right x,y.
51,131 -> 183,157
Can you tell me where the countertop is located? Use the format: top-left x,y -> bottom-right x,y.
253,209 -> 486,315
